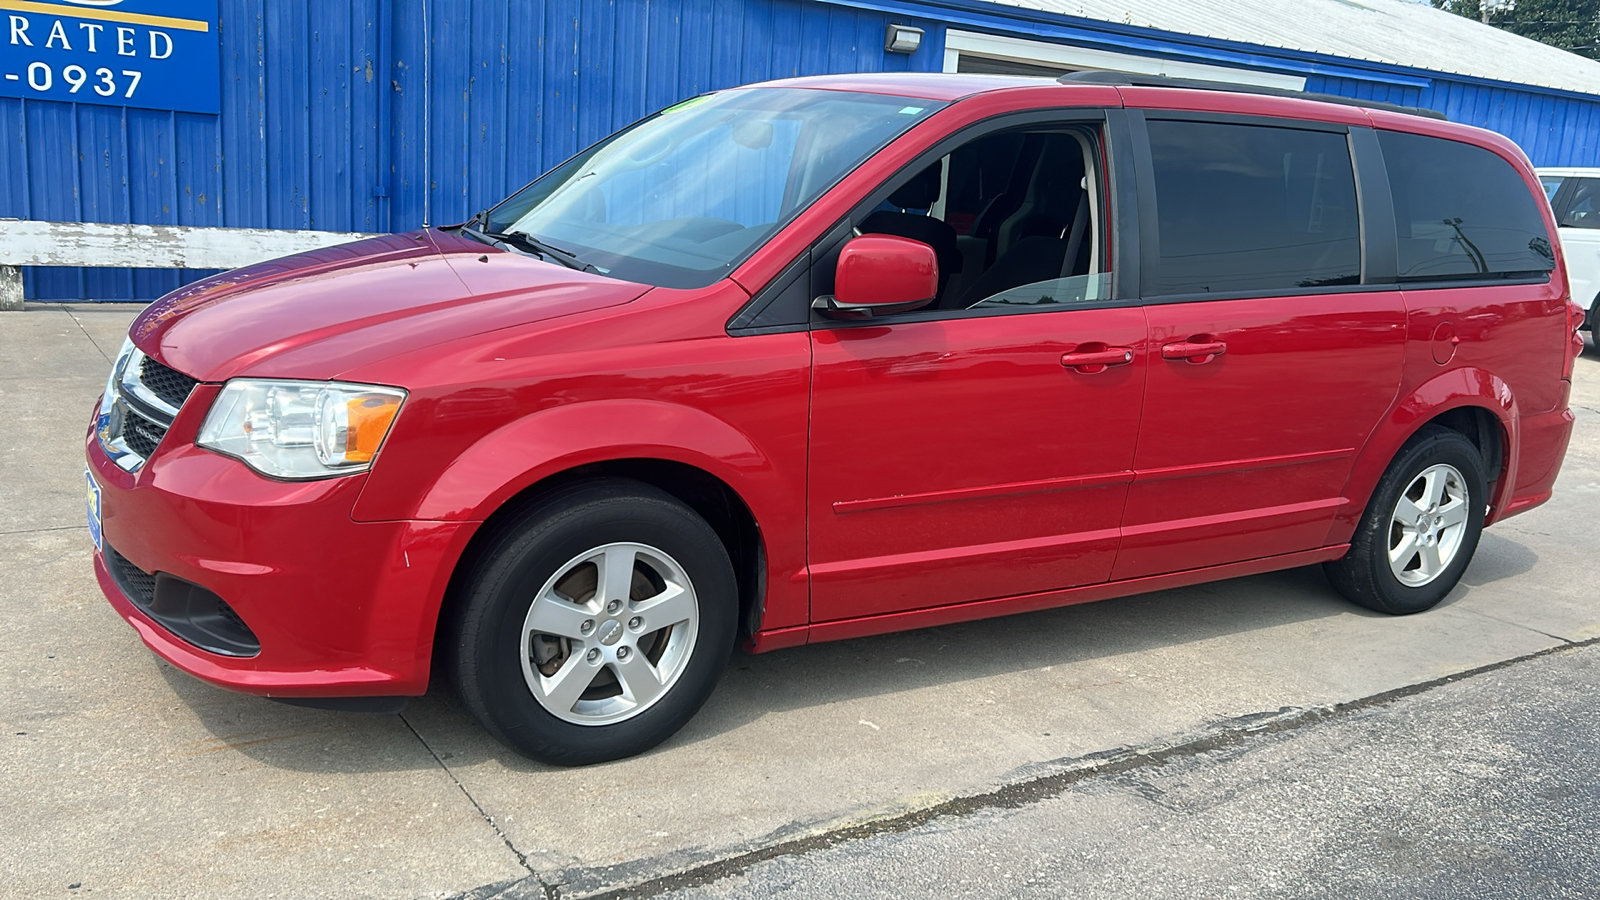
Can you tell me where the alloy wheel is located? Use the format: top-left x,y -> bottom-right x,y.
1386,463 -> 1470,588
519,542 -> 699,726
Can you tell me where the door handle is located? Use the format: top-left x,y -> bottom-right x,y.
1060,346 -> 1135,373
1160,340 -> 1227,364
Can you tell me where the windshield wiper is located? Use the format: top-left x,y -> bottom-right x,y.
459,224 -> 601,274
506,231 -> 602,274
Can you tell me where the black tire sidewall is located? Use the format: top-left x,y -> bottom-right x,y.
1353,429 -> 1488,614
458,483 -> 737,765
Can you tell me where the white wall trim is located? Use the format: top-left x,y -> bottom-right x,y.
943,30 -> 1307,91
0,220 -> 385,270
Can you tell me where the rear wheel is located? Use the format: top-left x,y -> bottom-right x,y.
1589,298 -> 1599,349
450,480 -> 737,765
1325,426 -> 1487,615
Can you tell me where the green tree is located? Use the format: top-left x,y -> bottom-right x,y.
1433,0 -> 1600,59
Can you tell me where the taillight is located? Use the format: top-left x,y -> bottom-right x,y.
1566,299 -> 1586,380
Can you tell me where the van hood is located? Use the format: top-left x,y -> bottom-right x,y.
130,229 -> 650,382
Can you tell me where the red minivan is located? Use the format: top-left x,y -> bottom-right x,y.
86,73 -> 1582,764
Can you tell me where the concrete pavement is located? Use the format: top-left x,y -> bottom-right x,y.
2,302 -> 1597,898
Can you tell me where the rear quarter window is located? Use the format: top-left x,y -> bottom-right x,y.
1379,131 -> 1556,283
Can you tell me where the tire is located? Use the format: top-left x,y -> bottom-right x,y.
450,479 -> 737,765
1324,425 -> 1487,615
1589,299 -> 1599,350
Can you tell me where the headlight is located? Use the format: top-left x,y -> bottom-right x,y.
197,380 -> 407,479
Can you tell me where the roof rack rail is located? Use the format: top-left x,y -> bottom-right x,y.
1058,70 -> 1447,121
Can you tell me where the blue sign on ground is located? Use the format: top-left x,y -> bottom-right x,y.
0,0 -> 219,114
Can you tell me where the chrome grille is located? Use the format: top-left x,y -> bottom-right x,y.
138,356 -> 198,409
98,345 -> 198,472
121,411 -> 166,459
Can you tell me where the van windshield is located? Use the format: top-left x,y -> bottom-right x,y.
482,88 -> 944,288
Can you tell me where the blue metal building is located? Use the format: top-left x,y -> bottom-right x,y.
5,0 -> 1599,301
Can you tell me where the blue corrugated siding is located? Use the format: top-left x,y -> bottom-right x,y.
1423,79 -> 1600,169
1307,73 -> 1600,169
6,0 -> 1599,302
1301,75 -> 1424,109
3,0 -> 944,301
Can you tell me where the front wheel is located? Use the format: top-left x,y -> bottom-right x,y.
1325,426 -> 1487,615
450,480 -> 738,765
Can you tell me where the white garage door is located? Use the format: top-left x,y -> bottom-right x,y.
943,31 -> 1307,91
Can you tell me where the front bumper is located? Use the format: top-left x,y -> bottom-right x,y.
86,392 -> 469,698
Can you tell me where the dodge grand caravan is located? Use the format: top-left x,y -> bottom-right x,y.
87,73 -> 1582,764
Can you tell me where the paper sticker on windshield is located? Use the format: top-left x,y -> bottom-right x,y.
899,107 -> 925,115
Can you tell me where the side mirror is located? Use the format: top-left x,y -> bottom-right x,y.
815,234 -> 938,319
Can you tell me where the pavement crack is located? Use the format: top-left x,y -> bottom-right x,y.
59,303 -> 115,364
1456,606 -> 1577,644
399,712 -> 541,882
0,525 -> 86,536
558,636 -> 1600,900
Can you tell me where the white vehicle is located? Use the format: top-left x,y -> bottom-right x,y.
1539,167 -> 1600,347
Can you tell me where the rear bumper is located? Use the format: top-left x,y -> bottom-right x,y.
87,404 -> 469,698
1497,405 -> 1575,521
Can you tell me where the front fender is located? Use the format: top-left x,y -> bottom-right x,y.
379,397 -> 810,633
1328,366 -> 1519,544
396,398 -> 777,523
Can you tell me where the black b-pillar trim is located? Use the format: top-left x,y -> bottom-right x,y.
1122,110 -> 1162,302
1349,126 -> 1399,286
1103,109 -> 1143,303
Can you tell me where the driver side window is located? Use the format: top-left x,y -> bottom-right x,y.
857,123 -> 1112,314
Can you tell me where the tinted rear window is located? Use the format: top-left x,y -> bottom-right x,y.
1379,131 -> 1555,283
1147,121 -> 1361,296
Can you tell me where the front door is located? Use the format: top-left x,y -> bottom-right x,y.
808,308 -> 1147,622
806,115 -> 1147,623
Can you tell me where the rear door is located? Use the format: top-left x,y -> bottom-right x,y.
1114,114 -> 1406,580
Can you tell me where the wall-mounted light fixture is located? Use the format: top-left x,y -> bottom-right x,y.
885,24 -> 924,54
